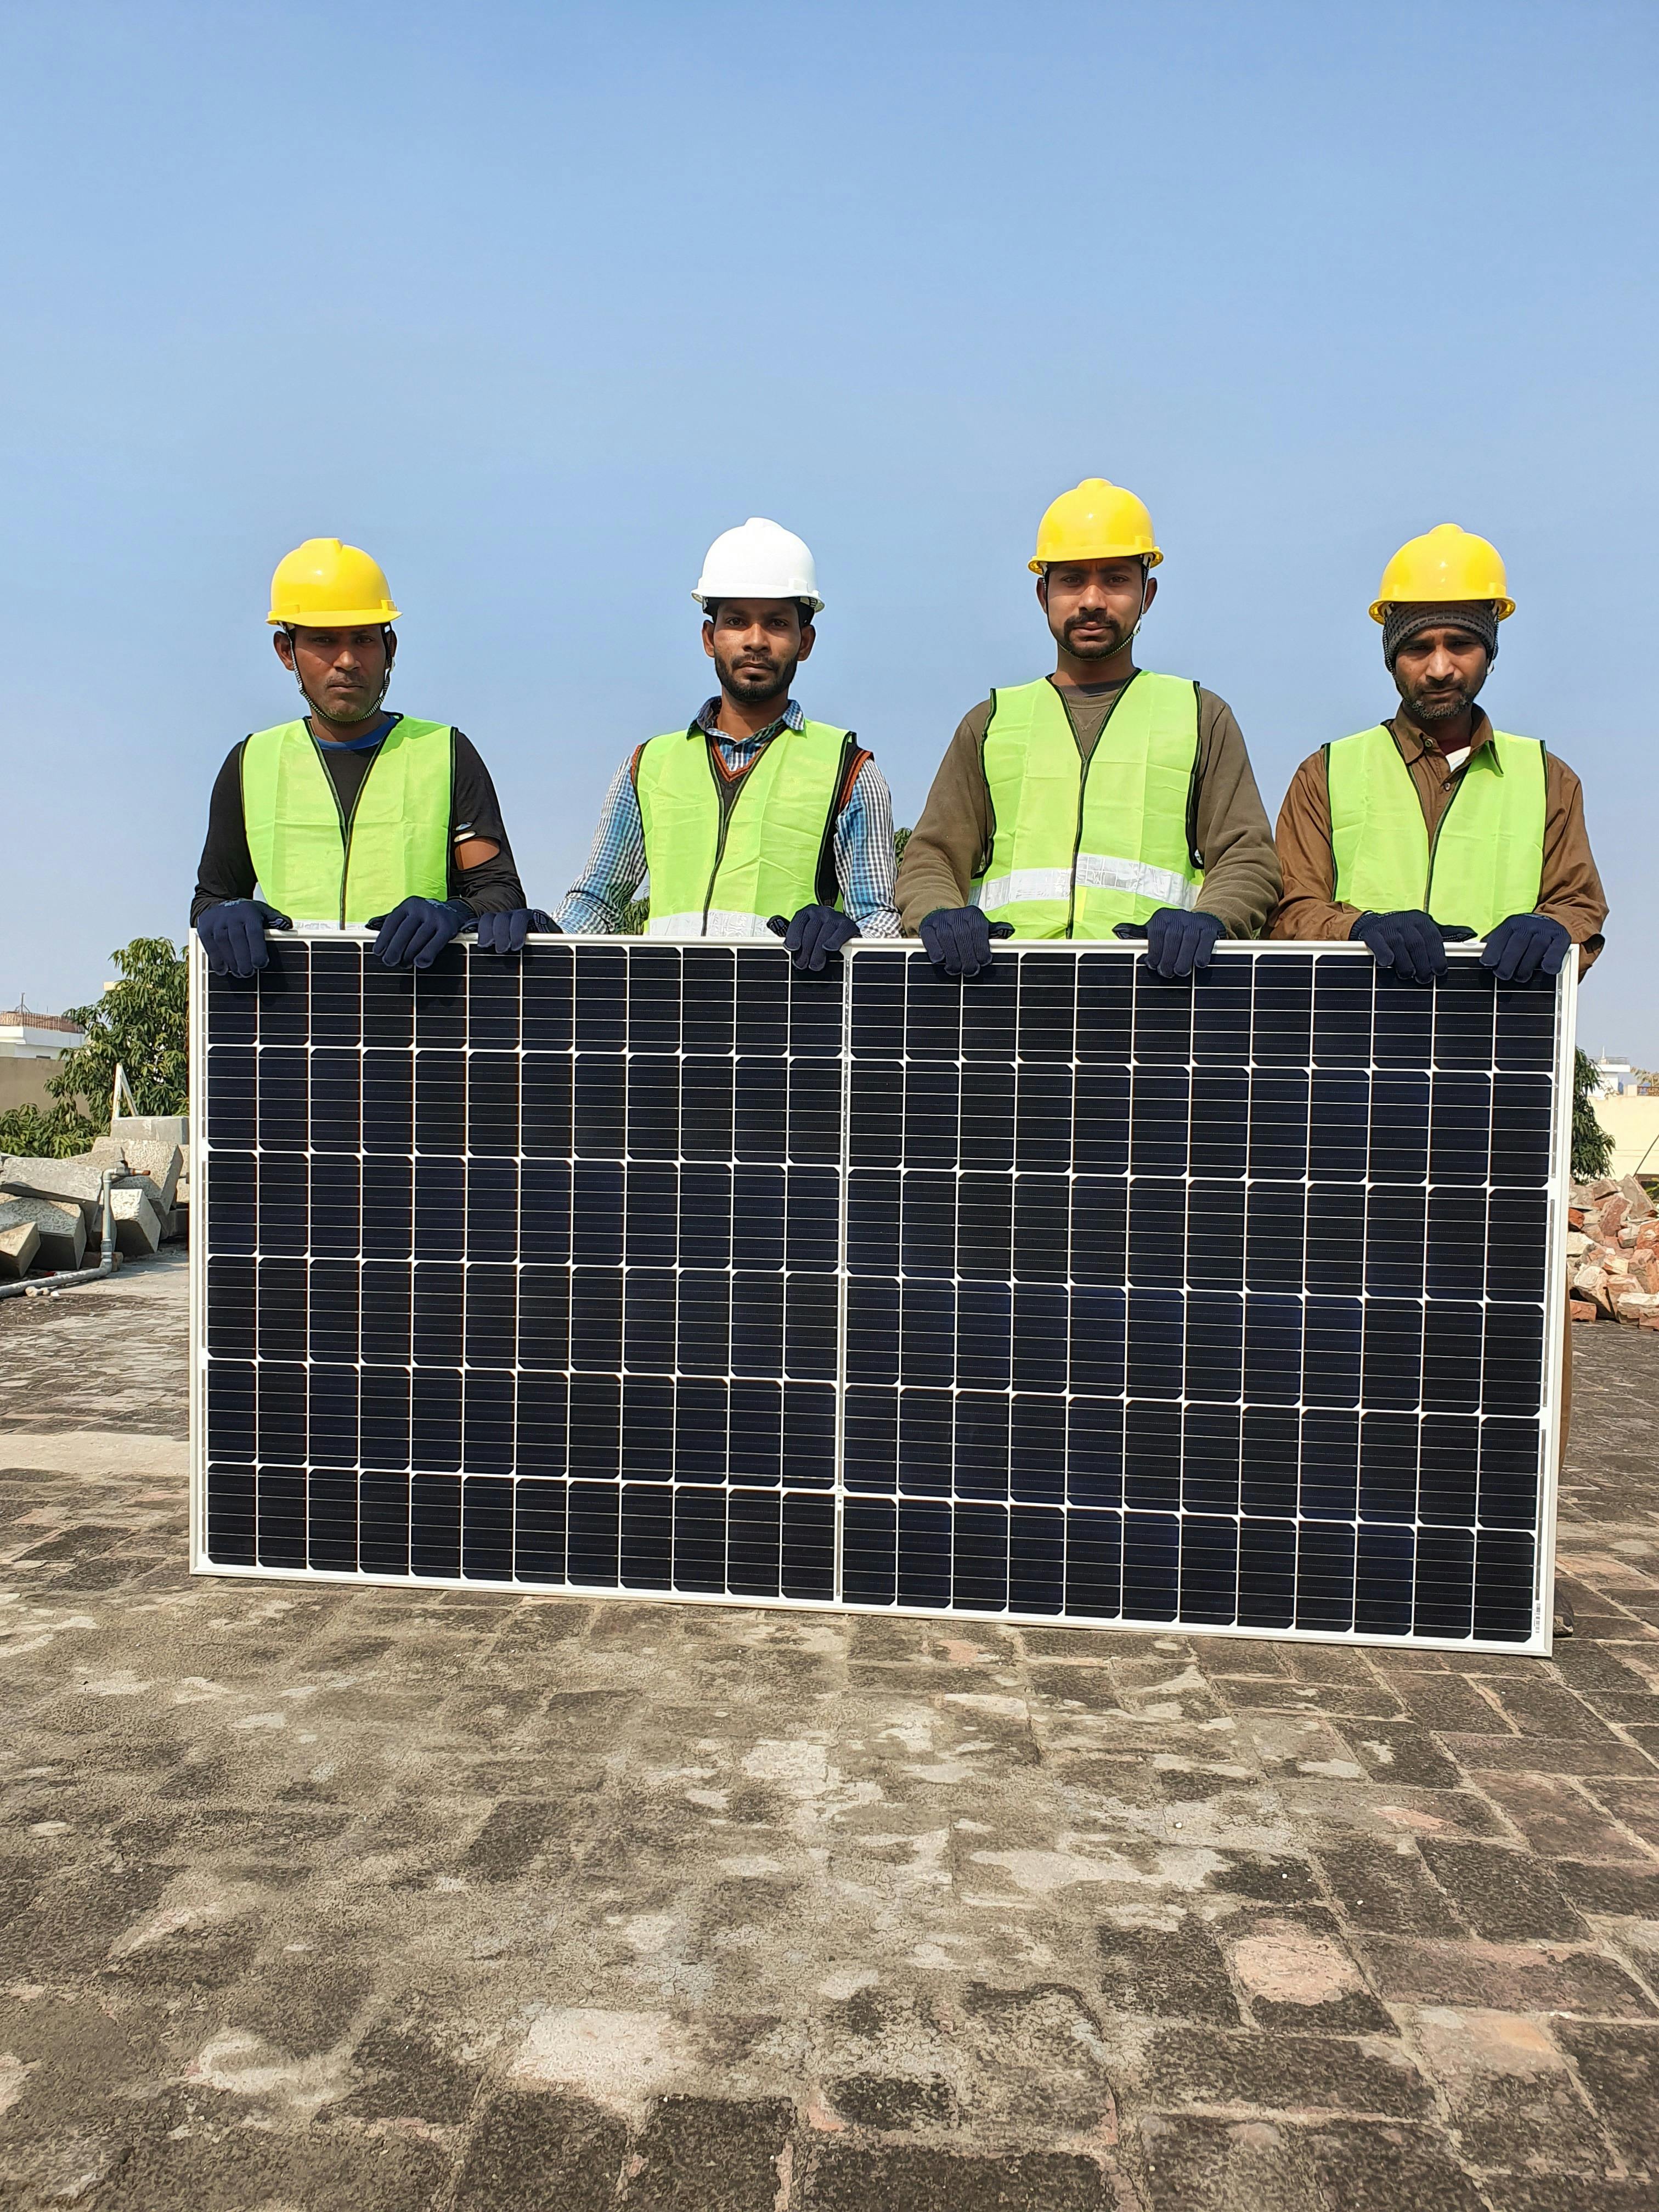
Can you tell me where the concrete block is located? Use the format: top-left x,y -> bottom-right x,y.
113,1171 -> 164,1218
0,1194 -> 86,1271
119,1142 -> 182,1212
110,1185 -> 163,1258
110,1114 -> 188,1146
0,1221 -> 40,1278
0,1154 -> 104,1212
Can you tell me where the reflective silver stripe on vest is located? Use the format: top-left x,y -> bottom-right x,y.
645,909 -> 777,940
975,856 -> 1199,912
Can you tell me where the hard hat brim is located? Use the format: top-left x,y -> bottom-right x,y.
692,590 -> 824,613
267,605 -> 402,628
1029,549 -> 1163,575
1368,596 -> 1514,624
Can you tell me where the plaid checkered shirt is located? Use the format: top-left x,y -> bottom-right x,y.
556,697 -> 902,936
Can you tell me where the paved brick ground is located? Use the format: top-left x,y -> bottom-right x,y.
3,1255 -> 1659,2208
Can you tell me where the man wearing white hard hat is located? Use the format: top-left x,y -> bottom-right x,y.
557,520 -> 901,966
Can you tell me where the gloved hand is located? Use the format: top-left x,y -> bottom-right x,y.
366,897 -> 474,970
197,899 -> 292,980
771,904 -> 859,973
1114,908 -> 1225,982
476,908 -> 561,955
1348,910 -> 1475,985
1481,912 -> 1572,985
919,906 -> 1013,980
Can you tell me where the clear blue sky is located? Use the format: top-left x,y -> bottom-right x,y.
3,1 -> 1654,1054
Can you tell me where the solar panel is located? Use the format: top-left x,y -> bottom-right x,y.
190,933 -> 1573,1652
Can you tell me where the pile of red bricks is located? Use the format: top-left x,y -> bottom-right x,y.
1568,1174 -> 1659,1326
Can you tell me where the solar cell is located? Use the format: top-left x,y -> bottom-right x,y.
192,934 -> 1572,1651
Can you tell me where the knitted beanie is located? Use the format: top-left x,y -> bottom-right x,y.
1382,600 -> 1500,666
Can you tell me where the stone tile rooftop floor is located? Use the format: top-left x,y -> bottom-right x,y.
2,1253 -> 1659,2208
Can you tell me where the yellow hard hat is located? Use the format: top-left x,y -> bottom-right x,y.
267,538 -> 402,628
1030,478 -> 1163,573
1369,523 -> 1514,623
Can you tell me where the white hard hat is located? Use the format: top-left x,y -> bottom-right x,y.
692,517 -> 823,612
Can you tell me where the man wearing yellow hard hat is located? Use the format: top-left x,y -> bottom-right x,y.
192,538 -> 546,977
1273,524 -> 1606,983
896,480 -> 1279,978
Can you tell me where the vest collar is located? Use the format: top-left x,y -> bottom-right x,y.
1391,706 -> 1502,772
307,710 -> 402,754
692,696 -> 805,741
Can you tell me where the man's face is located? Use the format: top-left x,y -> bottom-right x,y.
1039,558 -> 1154,662
1391,625 -> 1490,726
701,599 -> 814,703
275,624 -> 394,723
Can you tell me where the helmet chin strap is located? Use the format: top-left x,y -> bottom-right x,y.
1125,560 -> 1150,647
284,624 -> 394,727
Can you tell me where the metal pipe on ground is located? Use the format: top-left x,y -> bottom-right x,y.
0,1172 -> 121,1301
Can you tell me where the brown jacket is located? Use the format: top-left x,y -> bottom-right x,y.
1271,707 -> 1607,970
895,674 -> 1282,938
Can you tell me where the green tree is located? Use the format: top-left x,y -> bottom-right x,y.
0,937 -> 187,1159
1572,1046 -> 1615,1183
0,1099 -> 94,1160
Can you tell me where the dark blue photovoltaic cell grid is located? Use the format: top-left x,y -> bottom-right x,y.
200,938 -> 837,1601
198,938 -> 1561,1647
839,947 -> 1558,1644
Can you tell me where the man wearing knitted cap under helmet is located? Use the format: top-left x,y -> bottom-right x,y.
1272,524 -> 1607,984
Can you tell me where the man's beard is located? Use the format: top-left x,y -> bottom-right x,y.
1407,681 -> 1477,724
1060,614 -> 1129,661
715,647 -> 797,703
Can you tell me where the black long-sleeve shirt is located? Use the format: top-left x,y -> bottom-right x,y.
191,720 -> 527,924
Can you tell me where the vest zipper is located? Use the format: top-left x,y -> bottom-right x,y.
1421,754 -> 1469,915
700,735 -> 742,935
1063,670 -> 1138,938
311,725 -> 382,928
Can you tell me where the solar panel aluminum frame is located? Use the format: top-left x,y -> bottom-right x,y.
189,929 -> 1575,1655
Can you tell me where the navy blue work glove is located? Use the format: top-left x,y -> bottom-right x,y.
1349,910 -> 1475,985
365,897 -> 474,970
768,904 -> 859,973
1114,907 -> 1225,982
476,908 -> 561,955
919,907 -> 1014,980
197,898 -> 292,980
1481,911 -> 1571,986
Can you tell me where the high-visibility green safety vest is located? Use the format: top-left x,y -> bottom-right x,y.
633,720 -> 855,939
240,717 -> 454,926
974,672 -> 1203,938
1325,723 -> 1545,935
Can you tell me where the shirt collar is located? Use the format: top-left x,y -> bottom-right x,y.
310,710 -> 399,754
1391,703 -> 1497,768
695,696 -> 805,741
